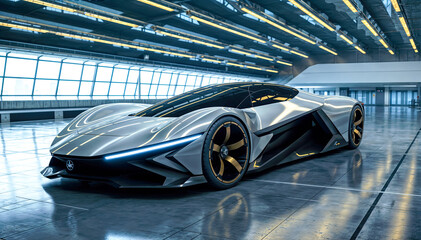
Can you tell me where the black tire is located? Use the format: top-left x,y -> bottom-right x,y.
348,105 -> 364,149
202,116 -> 250,189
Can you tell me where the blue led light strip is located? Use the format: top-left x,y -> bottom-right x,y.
104,134 -> 202,160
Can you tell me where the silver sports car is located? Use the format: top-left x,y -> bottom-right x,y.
41,82 -> 364,189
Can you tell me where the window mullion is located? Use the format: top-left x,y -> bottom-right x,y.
30,56 -> 41,99
166,72 -> 174,98
137,68 -> 141,99
172,73 -> 180,97
155,71 -> 162,98
183,74 -> 189,93
77,61 -> 87,99
1,52 -> 10,98
90,63 -> 99,99
107,64 -> 117,98
147,70 -> 155,97
54,59 -> 65,99
123,66 -> 132,98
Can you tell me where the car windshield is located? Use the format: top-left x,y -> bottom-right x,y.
134,82 -> 298,117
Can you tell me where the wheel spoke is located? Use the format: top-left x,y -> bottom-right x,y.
223,125 -> 231,144
225,156 -> 242,172
213,144 -> 221,152
354,117 -> 363,126
227,139 -> 244,151
218,156 -> 225,176
354,129 -> 362,138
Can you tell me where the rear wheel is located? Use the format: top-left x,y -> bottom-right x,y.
202,117 -> 250,189
348,105 -> 364,149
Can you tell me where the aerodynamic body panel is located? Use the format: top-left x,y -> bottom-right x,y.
43,82 -> 363,188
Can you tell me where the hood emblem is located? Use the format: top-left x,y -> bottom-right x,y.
66,160 -> 74,171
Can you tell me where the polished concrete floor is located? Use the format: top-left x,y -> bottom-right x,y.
0,106 -> 420,240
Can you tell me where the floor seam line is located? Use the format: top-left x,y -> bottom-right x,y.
16,196 -> 89,211
350,127 -> 421,240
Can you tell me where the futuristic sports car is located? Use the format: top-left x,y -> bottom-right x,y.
41,82 -> 364,189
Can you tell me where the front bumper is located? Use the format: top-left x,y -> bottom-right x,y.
41,153 -> 206,188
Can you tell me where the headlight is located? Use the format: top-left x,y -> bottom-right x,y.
104,134 -> 202,161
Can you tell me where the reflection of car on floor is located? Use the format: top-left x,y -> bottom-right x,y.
41,82 -> 364,189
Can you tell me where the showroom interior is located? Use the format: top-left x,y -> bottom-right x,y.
0,0 -> 420,239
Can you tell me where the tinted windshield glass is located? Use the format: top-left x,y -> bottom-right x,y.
135,83 -> 298,117
249,85 -> 298,107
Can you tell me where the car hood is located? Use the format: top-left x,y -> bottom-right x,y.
50,108 -> 219,157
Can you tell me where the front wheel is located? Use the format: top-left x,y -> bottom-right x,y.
202,117 -> 250,189
348,105 -> 364,149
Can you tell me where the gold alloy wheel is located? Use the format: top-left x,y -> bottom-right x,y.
352,108 -> 364,146
209,122 -> 249,184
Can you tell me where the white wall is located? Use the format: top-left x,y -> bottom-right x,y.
288,61 -> 421,86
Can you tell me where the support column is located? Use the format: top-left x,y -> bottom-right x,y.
384,87 -> 390,106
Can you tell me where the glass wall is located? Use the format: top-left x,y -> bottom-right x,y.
314,90 -> 336,96
390,90 -> 418,105
0,50 -> 260,100
349,90 -> 376,105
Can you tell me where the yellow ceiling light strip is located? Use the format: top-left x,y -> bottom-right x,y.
54,32 -> 195,58
277,60 -> 293,66
23,0 -> 77,12
266,69 -> 278,73
255,55 -> 273,61
388,50 -> 395,55
361,19 -> 378,36
240,7 -> 316,44
272,44 -> 290,52
354,46 -> 366,54
288,0 -> 335,31
409,38 -> 418,53
83,13 -> 139,28
342,0 -> 358,13
231,49 -> 278,62
156,30 -> 225,49
340,34 -> 353,45
391,0 -> 401,12
245,65 -> 262,70
273,43 -> 311,58
227,62 -> 243,67
0,22 -> 50,33
290,50 -> 308,58
24,0 -> 140,28
231,49 -> 251,55
319,45 -> 338,55
399,17 -> 410,37
136,0 -> 175,12
379,39 -> 389,49
202,58 -> 221,63
1,19 -> 287,72
190,16 -> 266,43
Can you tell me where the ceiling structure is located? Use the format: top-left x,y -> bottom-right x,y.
0,0 -> 419,78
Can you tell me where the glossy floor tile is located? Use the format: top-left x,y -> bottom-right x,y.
0,106 -> 420,240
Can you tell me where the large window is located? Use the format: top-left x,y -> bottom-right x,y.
0,50 -> 261,100
314,90 -> 336,96
390,90 -> 418,105
349,90 -> 376,105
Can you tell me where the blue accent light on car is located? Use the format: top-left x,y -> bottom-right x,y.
104,134 -> 203,161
